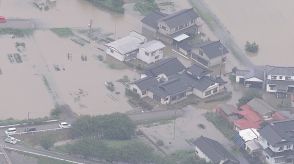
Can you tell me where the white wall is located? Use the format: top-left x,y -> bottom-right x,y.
236,76 -> 244,83
106,48 -> 125,61
137,48 -> 163,64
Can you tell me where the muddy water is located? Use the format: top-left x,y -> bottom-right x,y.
203,0 -> 294,66
0,36 -> 54,119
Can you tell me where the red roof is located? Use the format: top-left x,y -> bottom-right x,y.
234,105 -> 262,130
271,112 -> 287,121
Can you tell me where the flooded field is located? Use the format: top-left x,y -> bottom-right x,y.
204,0 -> 294,66
0,36 -> 54,119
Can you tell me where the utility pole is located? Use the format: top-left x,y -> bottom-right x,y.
219,45 -> 224,77
173,110 -> 176,140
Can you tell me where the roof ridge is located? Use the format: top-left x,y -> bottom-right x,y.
160,8 -> 193,21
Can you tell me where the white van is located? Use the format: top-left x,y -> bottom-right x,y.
5,127 -> 16,136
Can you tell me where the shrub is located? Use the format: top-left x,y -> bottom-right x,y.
40,135 -> 55,150
245,41 -> 259,53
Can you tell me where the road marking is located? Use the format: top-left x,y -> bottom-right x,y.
4,147 -> 84,164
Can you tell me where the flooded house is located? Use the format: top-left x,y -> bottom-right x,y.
105,31 -> 147,61
235,66 -> 294,98
141,8 -> 201,44
129,58 -> 227,104
258,119 -> 294,164
193,136 -> 240,164
137,40 -> 165,64
177,40 -> 228,68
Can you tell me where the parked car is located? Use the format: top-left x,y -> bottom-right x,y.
24,127 -> 37,132
0,16 -> 6,23
59,122 -> 71,128
5,127 -> 16,136
4,136 -> 19,145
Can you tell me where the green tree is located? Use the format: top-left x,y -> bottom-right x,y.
71,113 -> 136,140
40,135 -> 55,150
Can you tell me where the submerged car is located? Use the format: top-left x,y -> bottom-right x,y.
59,122 -> 71,128
4,136 -> 20,145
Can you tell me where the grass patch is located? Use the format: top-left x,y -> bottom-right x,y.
50,28 -> 74,37
205,112 -> 236,139
0,28 -> 34,37
86,0 -> 124,13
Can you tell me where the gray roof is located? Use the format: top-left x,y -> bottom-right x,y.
267,80 -> 294,92
259,119 -> 294,147
247,98 -> 276,116
133,59 -> 226,98
194,136 -> 239,164
144,58 -> 185,77
266,66 -> 294,76
200,40 -> 229,59
141,11 -> 167,29
236,66 -> 265,81
105,32 -> 146,55
159,8 -> 199,28
187,64 -> 211,78
139,40 -> 165,53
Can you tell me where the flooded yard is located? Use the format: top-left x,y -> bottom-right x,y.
203,0 -> 294,66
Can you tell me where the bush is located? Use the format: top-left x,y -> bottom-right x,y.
71,113 -> 136,140
237,88 -> 262,107
245,41 -> 259,53
40,135 -> 55,150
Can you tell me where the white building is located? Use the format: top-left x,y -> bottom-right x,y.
137,40 -> 165,64
105,31 -> 146,61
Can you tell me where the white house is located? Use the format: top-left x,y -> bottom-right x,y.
137,40 -> 165,64
105,31 -> 146,61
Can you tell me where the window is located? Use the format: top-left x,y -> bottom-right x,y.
164,97 -> 169,101
286,76 -> 291,80
279,76 -> 283,79
142,90 -> 146,95
110,49 -> 114,53
145,52 -> 149,56
155,55 -> 159,59
287,145 -> 291,149
212,88 -> 218,94
133,88 -> 137,93
269,84 -> 276,90
279,146 -> 283,151
205,90 -> 211,96
271,75 -> 277,80
161,26 -> 167,30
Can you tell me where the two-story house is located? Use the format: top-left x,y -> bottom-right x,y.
141,8 -> 200,44
258,119 -> 294,164
129,58 -> 227,104
235,66 -> 294,98
105,31 -> 146,61
137,40 -> 165,64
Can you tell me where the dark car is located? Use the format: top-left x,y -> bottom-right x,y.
24,127 -> 37,132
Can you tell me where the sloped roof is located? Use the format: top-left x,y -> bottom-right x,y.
139,40 -> 165,53
141,11 -> 167,29
200,40 -> 229,59
259,119 -> 294,147
234,105 -> 262,130
144,58 -> 185,77
266,65 -> 294,76
187,64 -> 211,78
159,8 -> 199,28
193,136 -> 239,164
247,98 -> 276,116
105,32 -> 146,55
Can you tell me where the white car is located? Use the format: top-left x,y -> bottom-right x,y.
4,136 -> 19,145
59,122 -> 71,128
5,127 -> 16,136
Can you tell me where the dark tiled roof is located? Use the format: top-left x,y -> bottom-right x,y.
144,58 -> 185,77
187,64 -> 211,78
193,136 -> 239,164
141,11 -> 167,29
159,8 -> 199,28
259,119 -> 294,147
200,40 -> 229,59
264,147 -> 294,158
133,76 -> 158,91
266,66 -> 294,76
267,80 -> 294,92
247,98 -> 276,116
